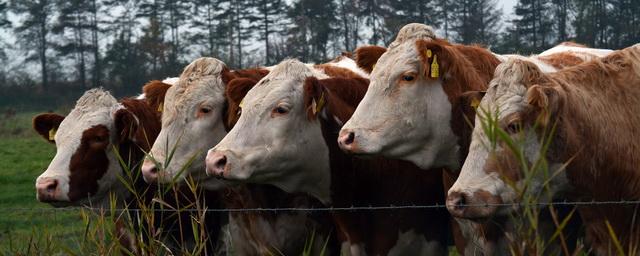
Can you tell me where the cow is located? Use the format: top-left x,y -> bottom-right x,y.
32,81 -> 227,255
448,44 -> 640,255
139,57 -> 351,255
337,23 -> 613,255
206,59 -> 451,255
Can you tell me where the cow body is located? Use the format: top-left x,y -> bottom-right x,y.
207,59 -> 450,255
451,44 -> 640,255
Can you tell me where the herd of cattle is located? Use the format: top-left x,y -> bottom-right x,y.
30,23 -> 640,255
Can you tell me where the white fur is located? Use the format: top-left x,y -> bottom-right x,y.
209,59 -> 332,204
162,77 -> 180,86
327,57 -> 370,78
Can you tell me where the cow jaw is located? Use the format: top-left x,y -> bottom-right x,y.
36,89 -> 128,207
207,60 -> 332,204
340,42 -> 460,170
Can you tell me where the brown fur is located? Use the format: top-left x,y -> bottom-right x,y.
303,76 -> 450,255
33,113 -> 65,143
314,64 -> 364,78
538,52 -> 590,70
355,45 -> 388,73
224,78 -> 259,130
511,46 -> 640,254
559,41 -> 589,48
142,80 -> 172,118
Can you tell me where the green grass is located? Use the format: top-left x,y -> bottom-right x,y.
0,111 -> 88,254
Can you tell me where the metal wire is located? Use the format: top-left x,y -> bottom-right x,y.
2,200 -> 640,213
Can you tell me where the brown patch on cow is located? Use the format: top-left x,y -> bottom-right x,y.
67,125 -> 110,201
142,80 -> 172,117
355,45 -> 387,73
303,76 -> 450,255
303,77 -> 369,121
314,64 -> 363,79
119,98 -> 162,150
224,78 -> 259,130
538,52 -> 588,70
484,148 -> 524,183
33,113 -> 65,143
223,67 -> 270,84
504,46 -> 640,253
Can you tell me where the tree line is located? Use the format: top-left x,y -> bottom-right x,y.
0,0 -> 638,109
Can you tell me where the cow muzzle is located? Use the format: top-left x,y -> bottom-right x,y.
205,150 -> 229,179
446,190 -> 502,220
36,177 -> 65,203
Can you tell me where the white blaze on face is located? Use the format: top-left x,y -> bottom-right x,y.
340,40 -> 460,170
210,59 -> 332,204
145,58 -> 229,187
449,59 -> 568,211
36,89 -> 127,206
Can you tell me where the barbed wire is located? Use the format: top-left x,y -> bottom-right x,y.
2,200 -> 640,213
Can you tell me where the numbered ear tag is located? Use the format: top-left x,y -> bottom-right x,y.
48,128 -> 57,141
430,55 -> 439,78
313,92 -> 325,115
157,102 -> 163,112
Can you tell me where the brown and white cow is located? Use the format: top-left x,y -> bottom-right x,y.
449,44 -> 640,255
337,24 -> 613,254
206,59 -> 450,255
32,82 -> 227,254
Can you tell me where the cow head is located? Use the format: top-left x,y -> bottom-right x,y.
447,59 -> 567,219
141,57 -> 231,188
33,89 -> 152,207
340,38 -> 475,170
205,59 -> 332,204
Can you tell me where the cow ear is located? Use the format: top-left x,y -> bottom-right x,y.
416,39 -> 448,80
526,84 -> 562,127
142,80 -> 172,114
355,45 -> 387,73
460,90 -> 486,112
114,109 -> 138,143
225,78 -> 258,127
303,77 -> 326,120
33,113 -> 65,143
220,66 -> 237,85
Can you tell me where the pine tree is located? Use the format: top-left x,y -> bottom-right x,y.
450,0 -> 502,45
287,0 -> 337,63
188,0 -> 232,61
383,0 -> 440,44
511,0 -> 554,53
11,0 -> 54,90
250,0 -> 287,65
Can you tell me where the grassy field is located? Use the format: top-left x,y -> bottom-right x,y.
0,111 -> 90,254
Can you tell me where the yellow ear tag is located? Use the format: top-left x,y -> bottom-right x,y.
371,64 -> 376,71
157,102 -> 163,112
426,49 -> 432,58
430,55 -> 439,78
48,128 -> 57,141
470,98 -> 480,108
314,92 -> 325,115
239,98 -> 245,109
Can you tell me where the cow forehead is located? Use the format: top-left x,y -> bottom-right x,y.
56,90 -> 122,144
371,42 -> 420,80
162,77 -> 226,124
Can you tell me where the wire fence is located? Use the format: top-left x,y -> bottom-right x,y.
2,200 -> 640,213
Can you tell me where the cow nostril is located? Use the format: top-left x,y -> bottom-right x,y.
344,132 -> 355,145
215,155 -> 227,170
149,167 -> 158,174
46,180 -> 58,192
455,194 -> 466,210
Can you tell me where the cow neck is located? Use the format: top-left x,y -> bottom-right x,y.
444,44 -> 501,177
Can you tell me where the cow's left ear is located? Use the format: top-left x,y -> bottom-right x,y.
415,39 -> 451,80
114,109 -> 138,143
526,84 -> 562,126
303,77 -> 326,120
225,78 -> 258,129
33,113 -> 65,143
459,90 -> 486,116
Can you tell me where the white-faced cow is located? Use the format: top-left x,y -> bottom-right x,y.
449,45 -> 640,255
207,59 -> 450,255
32,81 -> 227,254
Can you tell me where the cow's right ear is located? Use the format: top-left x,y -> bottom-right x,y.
526,84 -> 563,127
33,113 -> 65,143
142,80 -> 172,114
456,90 -> 487,127
225,78 -> 258,127
303,77 -> 326,120
355,45 -> 387,73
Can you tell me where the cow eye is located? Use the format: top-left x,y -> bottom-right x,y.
200,107 -> 212,114
403,75 -> 415,81
505,121 -> 522,134
273,106 -> 289,115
